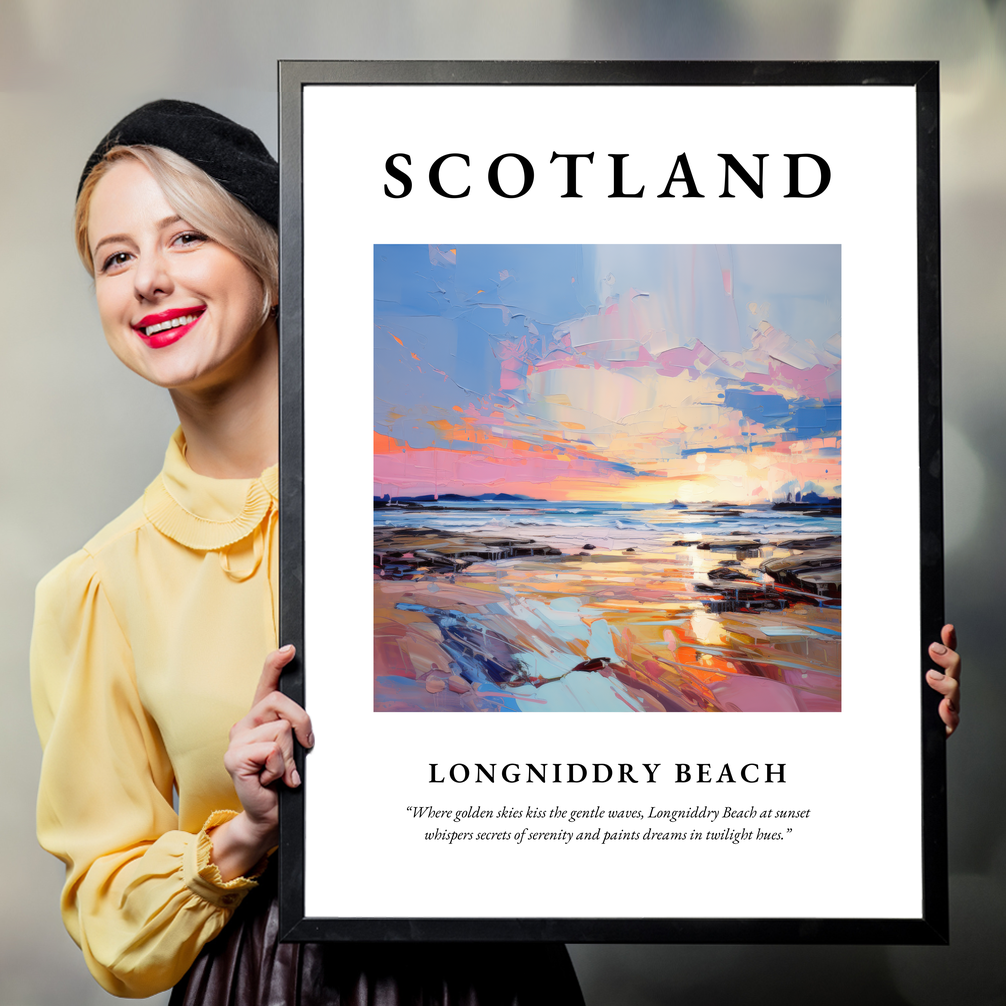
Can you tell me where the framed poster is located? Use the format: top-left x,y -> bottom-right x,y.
277,61 -> 946,943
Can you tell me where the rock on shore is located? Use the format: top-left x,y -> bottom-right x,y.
375,527 -> 562,578
760,548 -> 842,599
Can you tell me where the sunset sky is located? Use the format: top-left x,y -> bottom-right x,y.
374,244 -> 841,503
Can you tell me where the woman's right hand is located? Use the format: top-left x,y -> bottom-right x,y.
209,645 -> 314,881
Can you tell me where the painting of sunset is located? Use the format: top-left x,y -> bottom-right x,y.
374,245 -> 841,712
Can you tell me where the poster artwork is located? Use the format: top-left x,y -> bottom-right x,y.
373,243 -> 841,714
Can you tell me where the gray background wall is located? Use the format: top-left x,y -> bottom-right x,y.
1,2 -> 1003,1003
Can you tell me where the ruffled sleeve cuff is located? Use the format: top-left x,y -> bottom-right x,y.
182,810 -> 269,909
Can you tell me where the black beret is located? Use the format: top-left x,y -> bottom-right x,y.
77,99 -> 278,228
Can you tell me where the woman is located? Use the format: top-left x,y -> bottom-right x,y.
31,100 -> 586,1003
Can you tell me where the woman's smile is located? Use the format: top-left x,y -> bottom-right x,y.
133,305 -> 207,347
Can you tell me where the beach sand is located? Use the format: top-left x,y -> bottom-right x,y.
375,527 -> 840,713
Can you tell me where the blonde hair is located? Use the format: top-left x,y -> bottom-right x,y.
75,145 -> 278,323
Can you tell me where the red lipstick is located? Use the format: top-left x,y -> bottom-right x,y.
132,306 -> 205,349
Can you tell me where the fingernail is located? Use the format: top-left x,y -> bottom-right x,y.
307,732 -> 315,748
928,669 -> 944,679
931,643 -> 947,654
280,644 -> 295,654
292,768 -> 301,787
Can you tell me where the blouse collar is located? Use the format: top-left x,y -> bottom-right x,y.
143,428 -> 278,551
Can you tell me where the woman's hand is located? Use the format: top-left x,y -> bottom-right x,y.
926,624 -> 961,738
209,645 -> 314,881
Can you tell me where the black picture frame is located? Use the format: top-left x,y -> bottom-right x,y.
277,60 -> 945,944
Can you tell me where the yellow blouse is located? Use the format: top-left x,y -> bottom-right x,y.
31,428 -> 279,998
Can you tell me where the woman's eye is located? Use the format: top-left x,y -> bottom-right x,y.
101,251 -> 131,273
173,231 -> 207,248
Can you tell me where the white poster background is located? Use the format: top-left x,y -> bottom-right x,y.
301,85 -> 920,920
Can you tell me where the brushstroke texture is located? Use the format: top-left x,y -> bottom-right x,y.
374,245 -> 841,712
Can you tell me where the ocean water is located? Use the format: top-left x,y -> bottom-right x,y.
375,499 -> 840,543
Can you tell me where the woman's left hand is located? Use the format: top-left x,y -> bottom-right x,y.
926,624 -> 961,737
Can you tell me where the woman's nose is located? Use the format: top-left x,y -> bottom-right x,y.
133,249 -> 173,302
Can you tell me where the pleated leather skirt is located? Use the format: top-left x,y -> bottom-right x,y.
169,869 -> 585,1006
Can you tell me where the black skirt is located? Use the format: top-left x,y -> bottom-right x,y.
169,869 -> 585,1006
